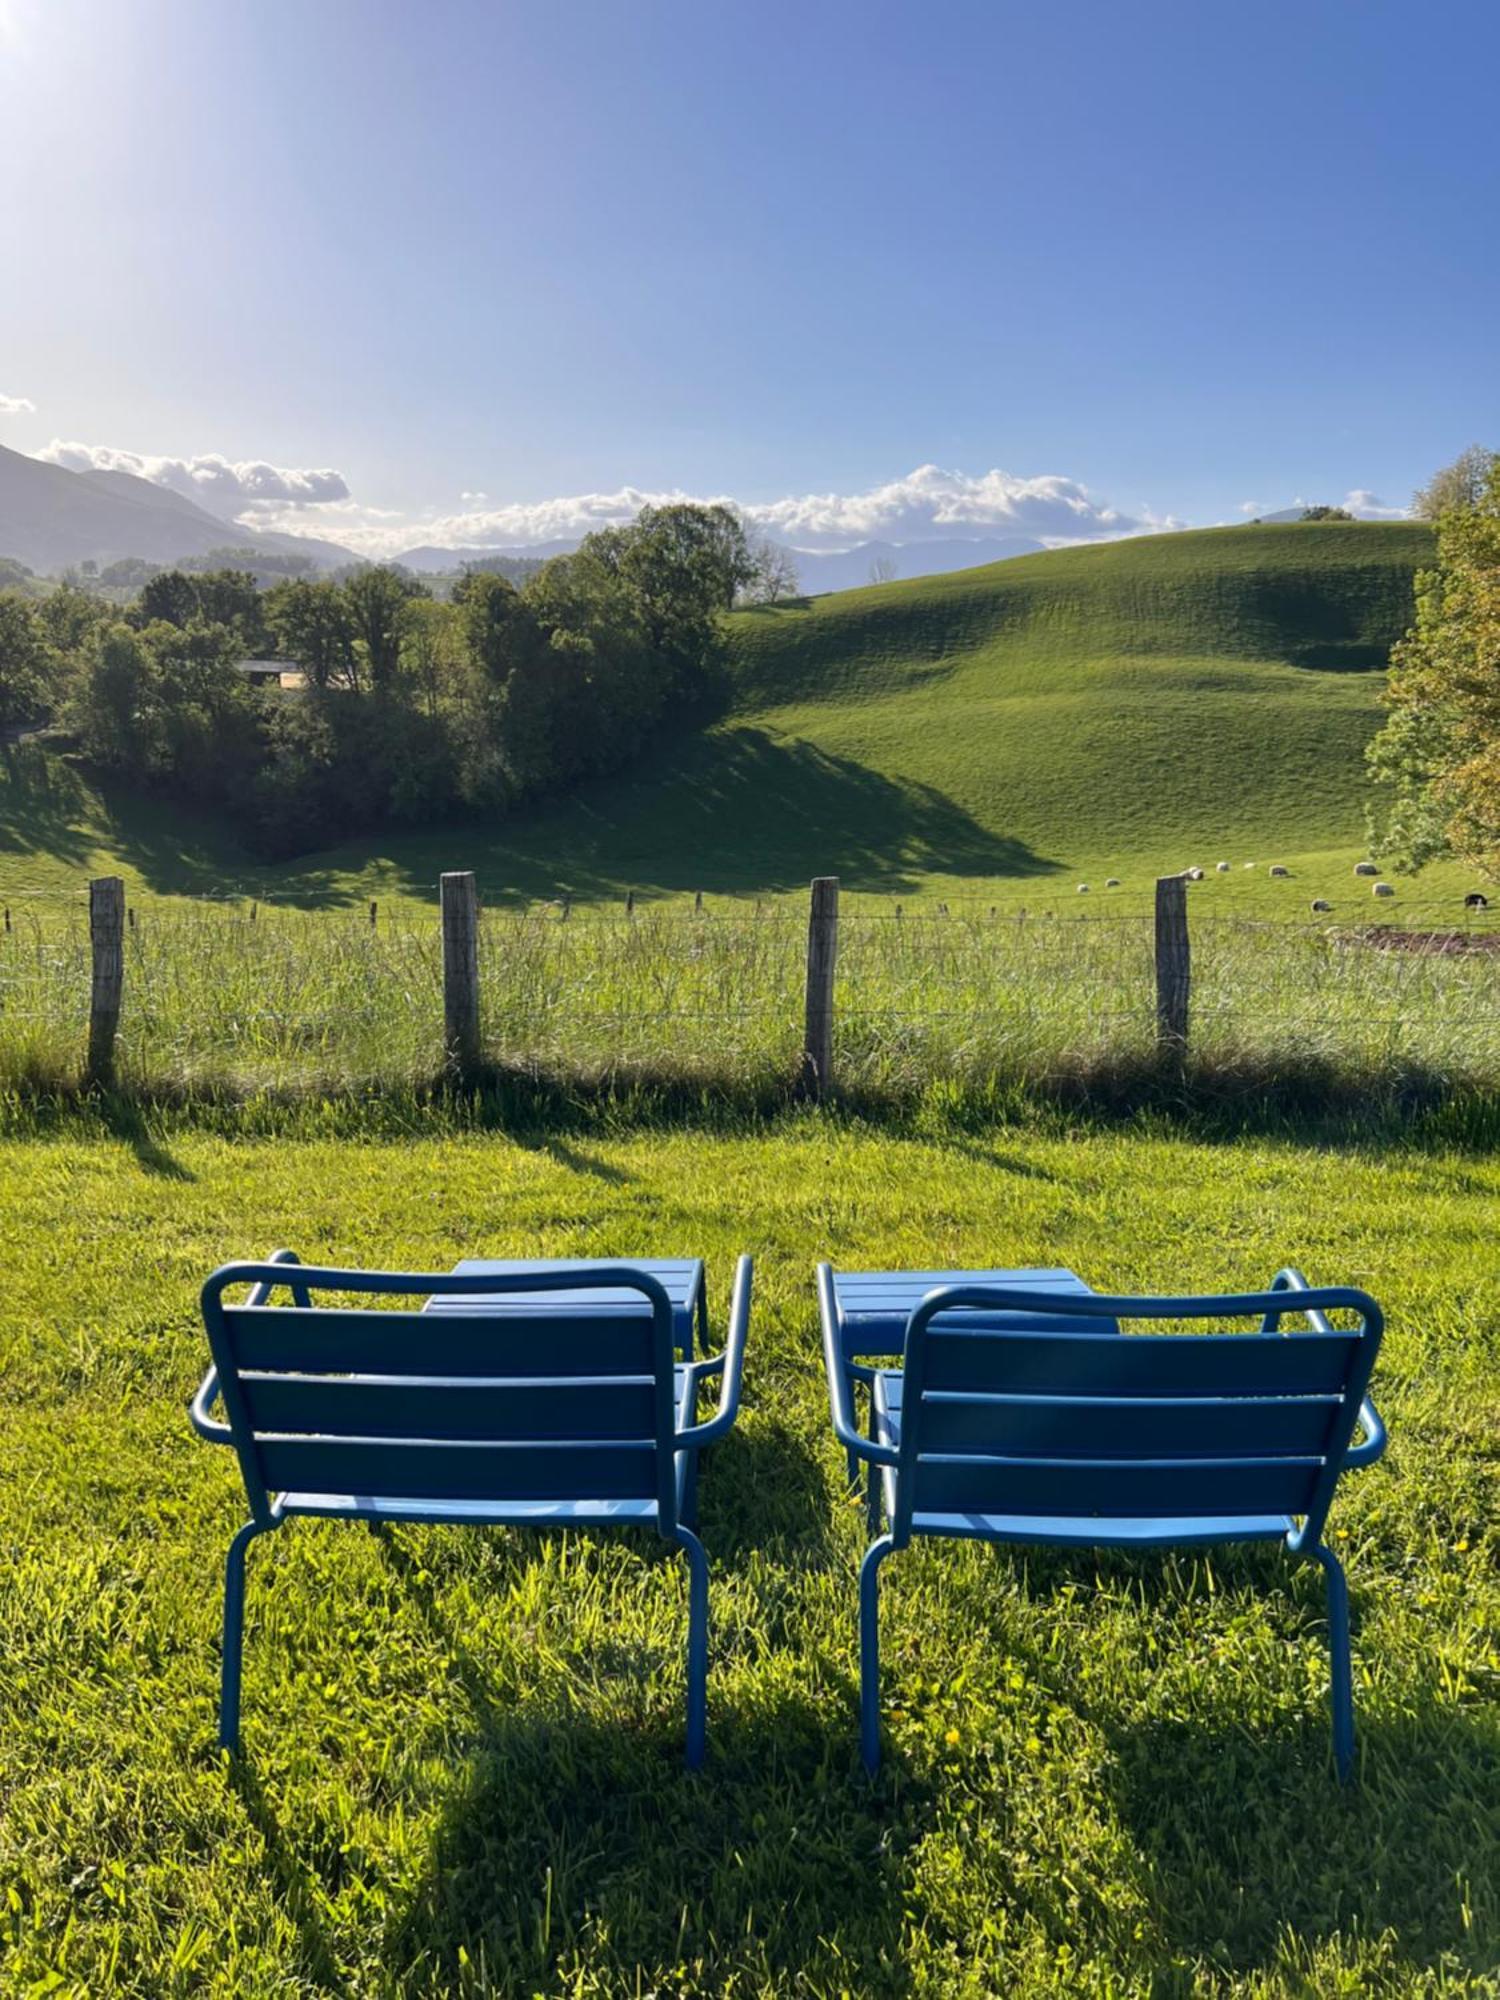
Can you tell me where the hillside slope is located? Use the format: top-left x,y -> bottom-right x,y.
3,521 -> 1463,913
0,442 -> 355,573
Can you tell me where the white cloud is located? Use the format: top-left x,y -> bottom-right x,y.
246,463 -> 1182,560
36,438 -> 350,514
459,489 -> 488,502
1,391 -> 36,415
742,464 -> 1177,550
1343,488 -> 1407,520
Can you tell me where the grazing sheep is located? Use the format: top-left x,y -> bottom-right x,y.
1269,864 -> 1290,878
1185,866 -> 1205,880
1311,898 -> 1332,912
1244,862 -> 1257,870
1465,892 -> 1489,910
1077,883 -> 1089,893
1354,861 -> 1379,877
1105,877 -> 1121,888
1373,882 -> 1395,897
1216,861 -> 1230,872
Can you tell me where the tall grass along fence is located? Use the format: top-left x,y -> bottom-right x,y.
1,872 -> 1497,1106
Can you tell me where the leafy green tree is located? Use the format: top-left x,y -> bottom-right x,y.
66,624 -> 161,772
0,594 -> 53,726
137,570 -> 201,629
1368,458 -> 1500,879
342,566 -> 428,695
37,581 -> 109,656
264,578 -> 356,690
1412,445 -> 1497,522
1299,505 -> 1355,522
191,569 -> 269,652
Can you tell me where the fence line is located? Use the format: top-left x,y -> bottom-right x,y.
0,870 -> 1495,1094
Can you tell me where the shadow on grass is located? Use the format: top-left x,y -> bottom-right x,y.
1101,1705 -> 1500,1982
66,726 -> 1059,909
228,1759 -> 351,1996
97,1094 -> 197,1180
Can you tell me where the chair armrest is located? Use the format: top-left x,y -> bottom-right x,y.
1262,1266 -> 1333,1333
189,1366 -> 233,1441
674,1255 -> 752,1450
191,1247 -> 308,1443
259,1246 -> 311,1308
1345,1395 -> 1387,1468
816,1263 -> 899,1468
1267,1267 -> 1385,1467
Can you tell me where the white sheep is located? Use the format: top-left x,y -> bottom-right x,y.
1077,883 -> 1089,893
1216,861 -> 1230,873
1353,861 -> 1379,877
1373,882 -> 1395,897
1269,865 -> 1290,878
1105,877 -> 1121,888
1185,866 -> 1205,880
1310,898 -> 1332,912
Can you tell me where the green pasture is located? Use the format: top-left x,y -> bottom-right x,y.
0,1109 -> 1495,1995
5,523 -> 1488,922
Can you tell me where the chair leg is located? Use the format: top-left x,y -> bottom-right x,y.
220,1519 -> 270,1754
674,1525 -> 710,1769
865,1458 -> 882,1533
1312,1541 -> 1356,1782
860,1534 -> 895,1775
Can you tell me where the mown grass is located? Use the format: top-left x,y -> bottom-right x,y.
2,895 -> 1498,1113
0,1108 -> 1495,1995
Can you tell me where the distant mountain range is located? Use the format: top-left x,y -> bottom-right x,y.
393,532 -> 1046,592
0,442 -> 357,574
0,443 -> 1067,592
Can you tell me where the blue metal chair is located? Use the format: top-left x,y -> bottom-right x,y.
818,1264 -> 1386,1779
192,1248 -> 751,1766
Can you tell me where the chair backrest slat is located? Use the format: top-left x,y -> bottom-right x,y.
913,1453 -> 1324,1518
239,1375 -> 657,1442
256,1437 -> 658,1504
896,1285 -> 1382,1544
916,1391 -> 1342,1460
921,1329 -> 1359,1396
223,1307 -> 656,1377
202,1263 -> 679,1523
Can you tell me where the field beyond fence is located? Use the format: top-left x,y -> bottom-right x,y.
2,872 -> 1497,1112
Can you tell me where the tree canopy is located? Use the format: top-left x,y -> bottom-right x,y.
1367,458 -> 1500,880
1,506 -> 755,857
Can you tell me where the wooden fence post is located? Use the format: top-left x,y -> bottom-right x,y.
1154,874 -> 1191,1053
440,871 -> 481,1082
802,875 -> 839,1096
87,875 -> 125,1087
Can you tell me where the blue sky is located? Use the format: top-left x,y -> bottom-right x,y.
2,0 -> 1497,554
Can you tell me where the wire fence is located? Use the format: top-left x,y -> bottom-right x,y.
1,877 -> 1496,1099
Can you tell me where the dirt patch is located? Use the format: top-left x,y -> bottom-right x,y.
1336,925 -> 1500,957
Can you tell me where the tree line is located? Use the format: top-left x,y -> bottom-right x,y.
0,504 -> 780,856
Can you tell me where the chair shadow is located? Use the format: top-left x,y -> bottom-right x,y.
227,1758 -> 353,1996
1095,1705 -> 1500,1981
362,1522 -> 919,1993
376,1695 -> 920,1997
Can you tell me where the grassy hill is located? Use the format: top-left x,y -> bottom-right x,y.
6,519 -> 1484,917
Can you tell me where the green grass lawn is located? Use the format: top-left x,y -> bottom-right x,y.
2,1108 -> 1495,1994
6,522 -> 1489,923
